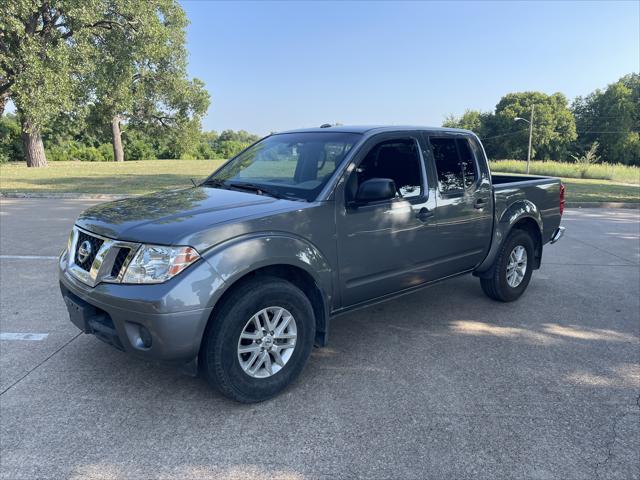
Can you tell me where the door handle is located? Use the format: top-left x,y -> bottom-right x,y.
417,207 -> 434,221
474,198 -> 487,209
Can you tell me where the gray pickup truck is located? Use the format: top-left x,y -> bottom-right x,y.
59,125 -> 565,402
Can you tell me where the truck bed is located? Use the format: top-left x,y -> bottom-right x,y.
491,173 -> 553,186
491,173 -> 563,245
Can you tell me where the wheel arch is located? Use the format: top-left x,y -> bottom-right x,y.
474,200 -> 544,277
511,216 -> 542,269
199,234 -> 332,352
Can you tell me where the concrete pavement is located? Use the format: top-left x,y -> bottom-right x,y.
0,198 -> 638,479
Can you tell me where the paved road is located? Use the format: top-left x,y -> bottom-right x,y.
1,198 -> 638,480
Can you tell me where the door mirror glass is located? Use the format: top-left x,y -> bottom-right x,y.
355,178 -> 396,203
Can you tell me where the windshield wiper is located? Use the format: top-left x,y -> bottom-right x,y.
227,182 -> 293,200
201,178 -> 228,189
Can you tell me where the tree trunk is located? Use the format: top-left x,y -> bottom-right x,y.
21,120 -> 48,168
111,116 -> 124,162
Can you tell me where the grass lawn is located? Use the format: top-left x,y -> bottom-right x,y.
0,160 -> 226,195
1,160 -> 639,203
535,178 -> 638,203
489,159 -> 640,185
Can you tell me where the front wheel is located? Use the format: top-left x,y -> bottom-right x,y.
200,276 -> 315,403
480,229 -> 535,302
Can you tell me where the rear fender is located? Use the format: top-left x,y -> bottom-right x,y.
474,200 -> 543,277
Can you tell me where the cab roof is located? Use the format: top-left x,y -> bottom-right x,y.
274,125 -> 473,136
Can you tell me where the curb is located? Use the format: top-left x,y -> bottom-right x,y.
1,192 -> 639,209
565,201 -> 639,209
0,192 -> 139,200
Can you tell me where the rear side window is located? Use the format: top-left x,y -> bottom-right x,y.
430,138 -> 463,192
457,139 -> 477,188
429,137 -> 478,193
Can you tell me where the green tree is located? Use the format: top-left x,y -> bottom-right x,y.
129,77 -> 209,159
572,73 -> 639,165
0,0 -> 98,166
443,109 -> 488,134
493,92 -> 577,160
442,94 -> 577,161
0,0 -> 208,166
89,0 -> 209,161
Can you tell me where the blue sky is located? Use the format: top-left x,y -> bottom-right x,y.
182,0 -> 639,135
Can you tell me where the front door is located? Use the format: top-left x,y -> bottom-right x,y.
334,134 -> 439,307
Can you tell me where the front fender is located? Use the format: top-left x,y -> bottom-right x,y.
474,200 -> 543,275
201,233 -> 333,312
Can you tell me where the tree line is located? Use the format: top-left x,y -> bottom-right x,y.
1,0 -> 213,166
443,73 -> 639,166
1,2 -> 637,167
0,112 -> 259,162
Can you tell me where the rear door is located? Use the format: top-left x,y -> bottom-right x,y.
425,134 -> 493,274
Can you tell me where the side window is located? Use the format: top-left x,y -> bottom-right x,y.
430,138 -> 464,192
347,138 -> 424,202
430,137 -> 478,193
457,138 -> 477,188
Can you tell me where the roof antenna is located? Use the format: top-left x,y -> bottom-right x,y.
320,123 -> 332,128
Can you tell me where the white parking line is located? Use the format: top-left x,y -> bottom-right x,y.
0,255 -> 58,260
0,333 -> 49,341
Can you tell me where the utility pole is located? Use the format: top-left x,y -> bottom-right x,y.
526,104 -> 534,174
515,105 -> 535,174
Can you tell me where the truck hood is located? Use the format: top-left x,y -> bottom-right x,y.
76,187 -> 301,247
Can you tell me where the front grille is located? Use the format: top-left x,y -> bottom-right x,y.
68,227 -> 139,287
75,231 -> 104,272
110,247 -> 130,278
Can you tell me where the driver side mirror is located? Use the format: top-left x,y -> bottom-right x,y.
355,178 -> 397,204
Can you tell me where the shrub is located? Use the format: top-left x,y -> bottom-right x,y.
46,141 -> 113,161
570,142 -> 601,178
46,141 -> 77,161
124,139 -> 156,160
97,143 -> 114,161
192,141 -> 215,160
0,115 -> 23,162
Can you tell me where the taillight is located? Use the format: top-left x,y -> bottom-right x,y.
559,183 -> 565,216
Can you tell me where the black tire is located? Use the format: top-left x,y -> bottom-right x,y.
200,276 -> 315,403
480,229 -> 535,302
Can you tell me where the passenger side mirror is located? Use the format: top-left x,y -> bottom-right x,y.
355,178 -> 397,203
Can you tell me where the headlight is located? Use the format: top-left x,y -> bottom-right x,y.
67,229 -> 74,253
122,245 -> 201,284
61,229 -> 74,263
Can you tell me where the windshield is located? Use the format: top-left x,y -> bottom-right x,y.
205,132 -> 361,201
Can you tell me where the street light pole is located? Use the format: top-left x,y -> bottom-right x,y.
515,105 -> 535,174
526,104 -> 534,174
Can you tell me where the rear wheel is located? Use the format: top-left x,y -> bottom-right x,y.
480,229 -> 535,302
200,276 -> 315,403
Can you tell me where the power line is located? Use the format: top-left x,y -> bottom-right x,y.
578,131 -> 636,134
480,129 -> 634,141
481,131 -> 526,140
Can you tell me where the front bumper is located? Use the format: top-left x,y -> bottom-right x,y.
58,251 -> 223,363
